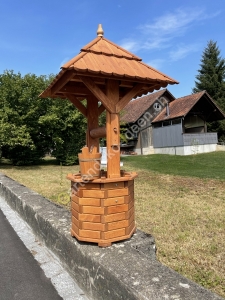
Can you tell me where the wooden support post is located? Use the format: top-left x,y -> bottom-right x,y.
86,96 -> 99,153
106,80 -> 120,178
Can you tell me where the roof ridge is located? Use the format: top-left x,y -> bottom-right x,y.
81,36 -> 102,51
102,37 -> 142,61
175,90 -> 205,101
62,51 -> 87,69
131,89 -> 166,101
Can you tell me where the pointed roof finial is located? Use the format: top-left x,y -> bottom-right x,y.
97,24 -> 104,37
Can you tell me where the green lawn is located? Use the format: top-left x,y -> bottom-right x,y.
121,151 -> 225,179
0,151 -> 225,297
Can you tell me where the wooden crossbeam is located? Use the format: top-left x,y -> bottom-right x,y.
116,83 -> 144,112
66,94 -> 87,117
59,85 -> 91,95
51,70 -> 75,96
98,104 -> 106,116
79,76 -> 115,113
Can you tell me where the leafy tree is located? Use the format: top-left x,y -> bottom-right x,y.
38,98 -> 86,165
0,70 -> 86,165
0,71 -> 53,164
193,40 -> 225,142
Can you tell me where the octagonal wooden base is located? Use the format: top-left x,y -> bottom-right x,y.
67,171 -> 137,247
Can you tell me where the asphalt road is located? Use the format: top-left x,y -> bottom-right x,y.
0,209 -> 63,300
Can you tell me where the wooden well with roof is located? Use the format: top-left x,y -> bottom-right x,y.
40,24 -> 178,247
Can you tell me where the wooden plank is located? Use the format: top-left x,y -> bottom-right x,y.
80,76 -> 115,113
129,213 -> 135,225
105,79 -> 120,177
71,223 -> 79,235
60,86 -> 91,96
76,197 -> 101,206
102,228 -> 126,240
107,219 -> 129,231
106,80 -> 120,105
125,206 -> 134,220
107,204 -> 129,214
72,216 -> 79,228
125,221 -> 136,235
124,180 -> 134,188
82,206 -> 105,215
102,212 -> 126,223
82,222 -> 105,231
71,201 -> 80,212
98,103 -> 106,116
79,229 -> 101,239
107,187 -> 129,198
80,198 -> 101,206
71,194 -> 79,204
67,172 -> 138,183
116,83 -> 144,112
102,196 -> 126,207
128,198 -> 135,210
82,189 -> 105,198
51,70 -> 75,95
106,112 -> 120,178
86,96 -> 99,152
101,181 -> 124,189
66,94 -> 87,117
72,209 -> 101,222
79,183 -> 101,190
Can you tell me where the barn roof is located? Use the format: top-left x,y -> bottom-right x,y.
121,89 -> 175,123
152,91 -> 225,123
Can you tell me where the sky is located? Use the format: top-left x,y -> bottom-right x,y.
0,0 -> 225,98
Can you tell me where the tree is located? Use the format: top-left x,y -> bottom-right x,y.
0,71 -> 53,164
193,40 -> 225,141
0,70 -> 86,165
38,98 -> 86,165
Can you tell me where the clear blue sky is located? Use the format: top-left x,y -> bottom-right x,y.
1,0 -> 224,98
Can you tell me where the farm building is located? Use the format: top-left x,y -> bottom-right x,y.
121,89 -> 225,155
121,89 -> 175,154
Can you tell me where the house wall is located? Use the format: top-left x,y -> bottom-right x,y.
152,123 -> 218,155
132,95 -> 171,154
183,133 -> 218,146
153,123 -> 183,148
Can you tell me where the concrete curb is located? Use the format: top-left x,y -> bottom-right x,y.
0,173 -> 223,300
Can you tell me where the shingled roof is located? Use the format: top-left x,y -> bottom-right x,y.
40,26 -> 178,101
121,89 -> 175,123
61,36 -> 177,84
152,91 -> 225,123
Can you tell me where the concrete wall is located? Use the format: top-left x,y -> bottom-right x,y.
0,173 -> 223,300
135,146 -> 155,155
154,144 -> 217,155
217,144 -> 225,151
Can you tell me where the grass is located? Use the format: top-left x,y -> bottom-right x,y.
121,151 -> 225,179
0,152 -> 225,297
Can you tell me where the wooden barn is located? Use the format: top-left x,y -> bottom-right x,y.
121,89 -> 175,154
152,90 -> 225,155
121,90 -> 225,155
